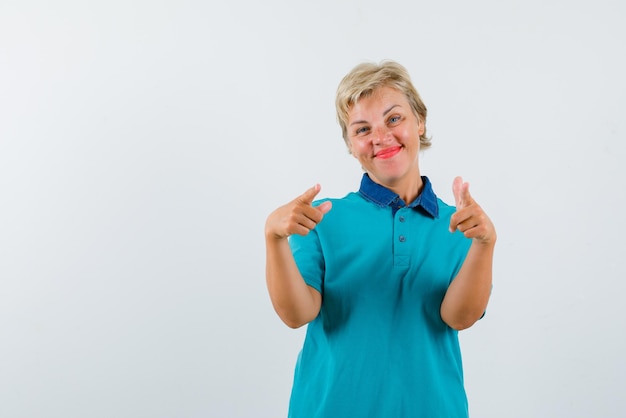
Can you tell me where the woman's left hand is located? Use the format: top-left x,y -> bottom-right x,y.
449,176 -> 496,246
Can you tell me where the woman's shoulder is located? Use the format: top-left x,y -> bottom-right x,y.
313,192 -> 370,221
313,191 -> 365,208
435,197 -> 457,218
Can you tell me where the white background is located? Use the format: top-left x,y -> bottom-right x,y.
1,1 -> 625,417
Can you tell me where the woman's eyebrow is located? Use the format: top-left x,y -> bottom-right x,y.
349,104 -> 401,126
383,104 -> 400,116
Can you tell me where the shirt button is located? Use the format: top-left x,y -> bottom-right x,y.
399,235 -> 406,242
399,216 -> 405,222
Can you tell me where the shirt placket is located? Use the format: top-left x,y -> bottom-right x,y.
393,207 -> 410,269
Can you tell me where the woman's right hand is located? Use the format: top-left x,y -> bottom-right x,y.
265,184 -> 333,240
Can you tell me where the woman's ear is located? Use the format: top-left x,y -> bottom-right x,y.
418,119 -> 425,136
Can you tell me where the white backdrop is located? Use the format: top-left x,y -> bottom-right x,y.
1,1 -> 625,417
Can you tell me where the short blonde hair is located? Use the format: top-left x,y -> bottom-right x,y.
335,60 -> 431,150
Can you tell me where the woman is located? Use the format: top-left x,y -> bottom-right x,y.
265,60 -> 496,417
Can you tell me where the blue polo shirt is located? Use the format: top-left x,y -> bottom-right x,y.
288,174 -> 472,418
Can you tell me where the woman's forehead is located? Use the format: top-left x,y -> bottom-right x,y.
349,87 -> 408,114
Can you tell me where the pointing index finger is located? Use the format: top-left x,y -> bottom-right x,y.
299,184 -> 322,205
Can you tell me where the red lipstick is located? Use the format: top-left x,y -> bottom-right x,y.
375,146 -> 401,160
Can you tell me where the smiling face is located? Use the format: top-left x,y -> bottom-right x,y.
347,86 -> 425,202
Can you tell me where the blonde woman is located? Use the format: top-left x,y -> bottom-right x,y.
265,60 -> 496,418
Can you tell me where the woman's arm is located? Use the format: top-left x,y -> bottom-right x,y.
441,177 -> 496,330
265,184 -> 332,328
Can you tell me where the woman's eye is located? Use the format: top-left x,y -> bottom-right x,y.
389,115 -> 401,124
356,126 -> 369,135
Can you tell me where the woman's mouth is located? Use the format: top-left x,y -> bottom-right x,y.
375,146 -> 402,160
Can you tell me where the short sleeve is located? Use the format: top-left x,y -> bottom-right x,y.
289,228 -> 325,294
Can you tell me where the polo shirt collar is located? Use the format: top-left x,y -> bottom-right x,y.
358,173 -> 439,218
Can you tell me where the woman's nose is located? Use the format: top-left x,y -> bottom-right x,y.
373,126 -> 392,145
